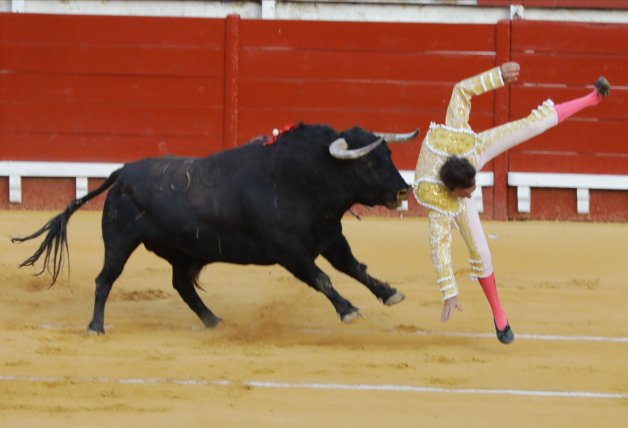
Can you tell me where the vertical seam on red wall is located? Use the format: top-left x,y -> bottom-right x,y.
224,14 -> 240,149
493,19 -> 512,221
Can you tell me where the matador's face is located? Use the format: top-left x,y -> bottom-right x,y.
453,184 -> 476,199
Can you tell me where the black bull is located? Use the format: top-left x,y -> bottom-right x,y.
12,123 -> 418,334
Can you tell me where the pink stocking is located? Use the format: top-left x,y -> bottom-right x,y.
555,87 -> 605,124
478,273 -> 508,330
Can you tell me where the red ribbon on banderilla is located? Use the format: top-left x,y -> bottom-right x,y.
264,123 -> 297,146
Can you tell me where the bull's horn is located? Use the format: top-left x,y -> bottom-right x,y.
373,128 -> 420,143
329,137 -> 384,160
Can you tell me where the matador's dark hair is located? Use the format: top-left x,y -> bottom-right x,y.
439,156 -> 476,191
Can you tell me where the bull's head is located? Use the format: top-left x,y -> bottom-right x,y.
329,127 -> 419,209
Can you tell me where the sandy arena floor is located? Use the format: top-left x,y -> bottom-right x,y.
0,210 -> 626,427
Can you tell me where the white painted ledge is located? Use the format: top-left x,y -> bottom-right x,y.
508,172 -> 628,215
0,161 -> 122,203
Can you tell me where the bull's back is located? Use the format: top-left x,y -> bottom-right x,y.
103,150 -> 276,263
115,149 -> 262,209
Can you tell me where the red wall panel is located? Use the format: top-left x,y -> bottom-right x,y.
238,20 -> 497,52
1,134 -> 220,162
507,20 -> 628,173
0,13 -> 226,164
237,20 -> 499,170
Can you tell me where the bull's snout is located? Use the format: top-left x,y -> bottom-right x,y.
386,186 -> 410,209
397,186 -> 410,202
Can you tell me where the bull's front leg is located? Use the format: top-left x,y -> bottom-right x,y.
281,258 -> 362,323
322,234 -> 404,306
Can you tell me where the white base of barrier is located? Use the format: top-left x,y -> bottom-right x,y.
0,161 -> 122,203
508,172 -> 628,215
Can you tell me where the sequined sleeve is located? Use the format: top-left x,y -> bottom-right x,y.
428,211 -> 459,300
445,67 -> 504,130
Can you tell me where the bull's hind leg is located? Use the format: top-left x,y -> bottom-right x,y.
88,193 -> 142,335
322,234 -> 404,306
87,236 -> 140,335
170,260 -> 221,328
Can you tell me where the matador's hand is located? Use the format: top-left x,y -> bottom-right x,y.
441,296 -> 464,323
501,62 -> 520,83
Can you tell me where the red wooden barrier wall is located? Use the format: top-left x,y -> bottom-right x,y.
0,13 -> 227,163
1,13 -> 627,220
235,19 -> 499,168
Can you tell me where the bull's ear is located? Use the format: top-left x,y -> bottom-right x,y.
329,137 -> 384,160
373,128 -> 420,143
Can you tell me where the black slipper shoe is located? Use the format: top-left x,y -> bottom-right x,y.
495,321 -> 515,345
595,76 -> 611,98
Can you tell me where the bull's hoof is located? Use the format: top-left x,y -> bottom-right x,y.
341,309 -> 364,323
86,320 -> 105,336
86,327 -> 105,336
384,292 -> 405,306
202,316 -> 222,329
595,76 -> 611,98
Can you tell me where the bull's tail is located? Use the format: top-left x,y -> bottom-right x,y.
11,168 -> 123,285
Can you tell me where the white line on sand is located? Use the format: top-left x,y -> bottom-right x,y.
1,375 -> 626,400
37,323 -> 628,343
302,328 -> 628,343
